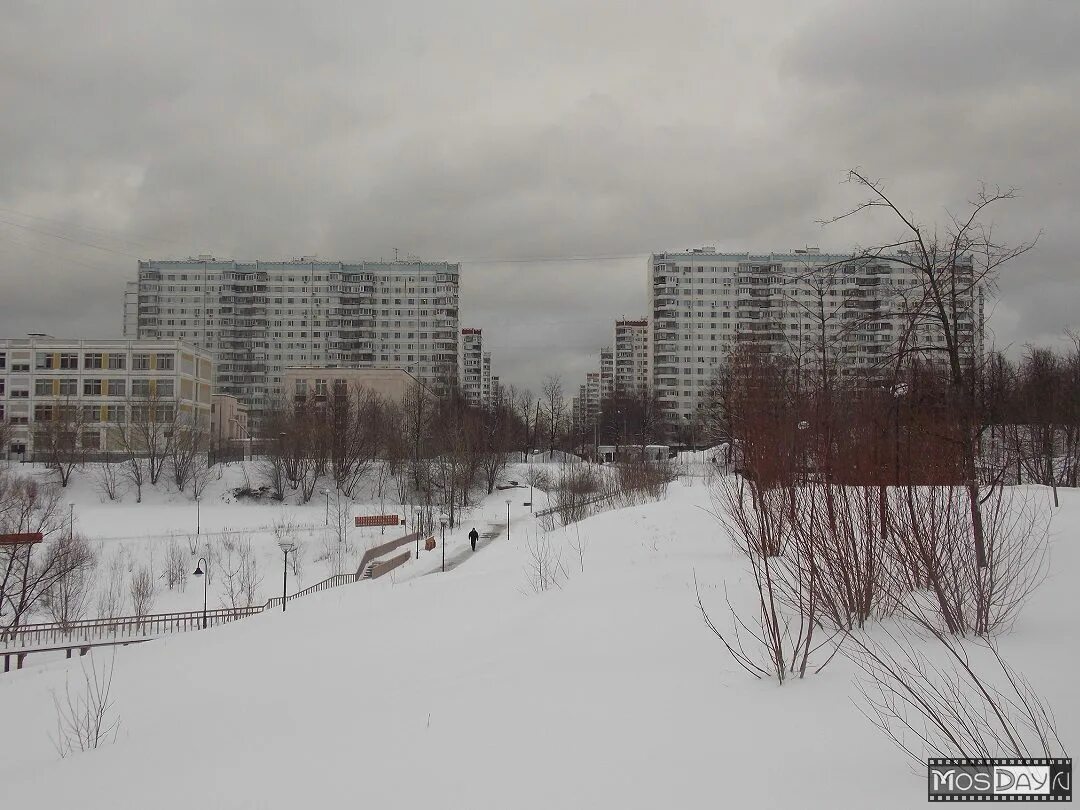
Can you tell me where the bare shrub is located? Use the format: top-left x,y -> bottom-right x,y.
787,482 -> 893,631
706,475 -> 843,684
163,539 -> 188,592
551,464 -> 605,526
569,524 -> 588,573
95,548 -> 126,620
129,561 -> 156,618
613,459 -> 678,506
888,485 -> 1048,636
523,532 -> 568,593
93,462 -> 124,502
849,624 -> 1067,764
220,539 -> 262,608
525,465 -> 552,492
51,651 -> 121,759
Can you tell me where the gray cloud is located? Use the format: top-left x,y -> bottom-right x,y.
1,0 -> 1077,390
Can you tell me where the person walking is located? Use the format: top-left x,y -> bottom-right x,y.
469,527 -> 479,552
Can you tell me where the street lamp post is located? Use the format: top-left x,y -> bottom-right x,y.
323,489 -> 331,527
192,557 -> 209,628
196,495 -> 201,536
415,511 -> 421,559
505,499 -> 511,542
440,517 -> 447,573
68,503 -> 75,542
278,542 -> 296,612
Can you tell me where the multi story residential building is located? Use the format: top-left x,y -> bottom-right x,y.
482,351 -> 492,407
614,318 -> 650,393
648,247 -> 980,427
124,257 -> 461,421
490,375 -> 502,407
0,336 -> 212,460
599,347 -> 614,403
459,328 -> 487,407
585,372 -> 601,420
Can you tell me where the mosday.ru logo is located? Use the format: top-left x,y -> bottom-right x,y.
927,758 -> 1071,801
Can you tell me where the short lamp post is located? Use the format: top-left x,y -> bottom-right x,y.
278,542 -> 296,612
440,517 -> 447,572
68,503 -> 75,542
415,511 -> 421,559
192,557 -> 209,629
195,495 -> 201,536
322,489 -> 331,527
505,499 -> 511,542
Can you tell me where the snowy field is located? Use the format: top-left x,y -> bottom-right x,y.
0,465 -> 1075,808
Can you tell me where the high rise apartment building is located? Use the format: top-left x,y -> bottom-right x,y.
599,347 -> 614,401
124,257 -> 460,419
460,328 -> 487,407
648,247 -> 980,427
614,318 -> 649,393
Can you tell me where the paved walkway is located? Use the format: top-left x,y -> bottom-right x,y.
435,522 -> 506,573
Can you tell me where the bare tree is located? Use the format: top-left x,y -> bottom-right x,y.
34,396 -> 90,487
45,534 -> 97,629
93,461 -> 124,502
542,375 -> 565,458
824,171 -> 1038,568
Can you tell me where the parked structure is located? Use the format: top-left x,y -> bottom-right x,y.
124,257 -> 461,422
0,336 -> 212,460
648,247 -> 982,427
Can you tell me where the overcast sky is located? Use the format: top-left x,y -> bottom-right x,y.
1,1 -> 1077,391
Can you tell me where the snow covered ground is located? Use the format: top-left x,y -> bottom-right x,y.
0,467 -> 1075,808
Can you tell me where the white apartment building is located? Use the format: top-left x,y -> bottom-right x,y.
124,257 -> 461,420
482,351 -> 492,408
459,328 -> 488,407
614,318 -> 650,393
585,372 -> 601,420
648,247 -> 981,427
599,347 -> 614,402
0,337 -> 212,460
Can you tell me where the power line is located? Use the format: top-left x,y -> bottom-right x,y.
0,217 -> 142,259
0,205 -> 188,252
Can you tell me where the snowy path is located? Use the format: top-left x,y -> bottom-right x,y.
434,522 -> 506,572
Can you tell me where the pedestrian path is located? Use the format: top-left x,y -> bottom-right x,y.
435,522 -> 505,573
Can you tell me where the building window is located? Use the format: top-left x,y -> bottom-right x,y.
132,354 -> 151,370
132,379 -> 151,398
84,353 -> 104,369
59,353 -> 79,369
35,379 -> 53,396
107,379 -> 126,397
156,353 -> 175,370
35,353 -> 54,369
108,354 -> 126,369
157,380 -> 174,397
83,379 -> 102,396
